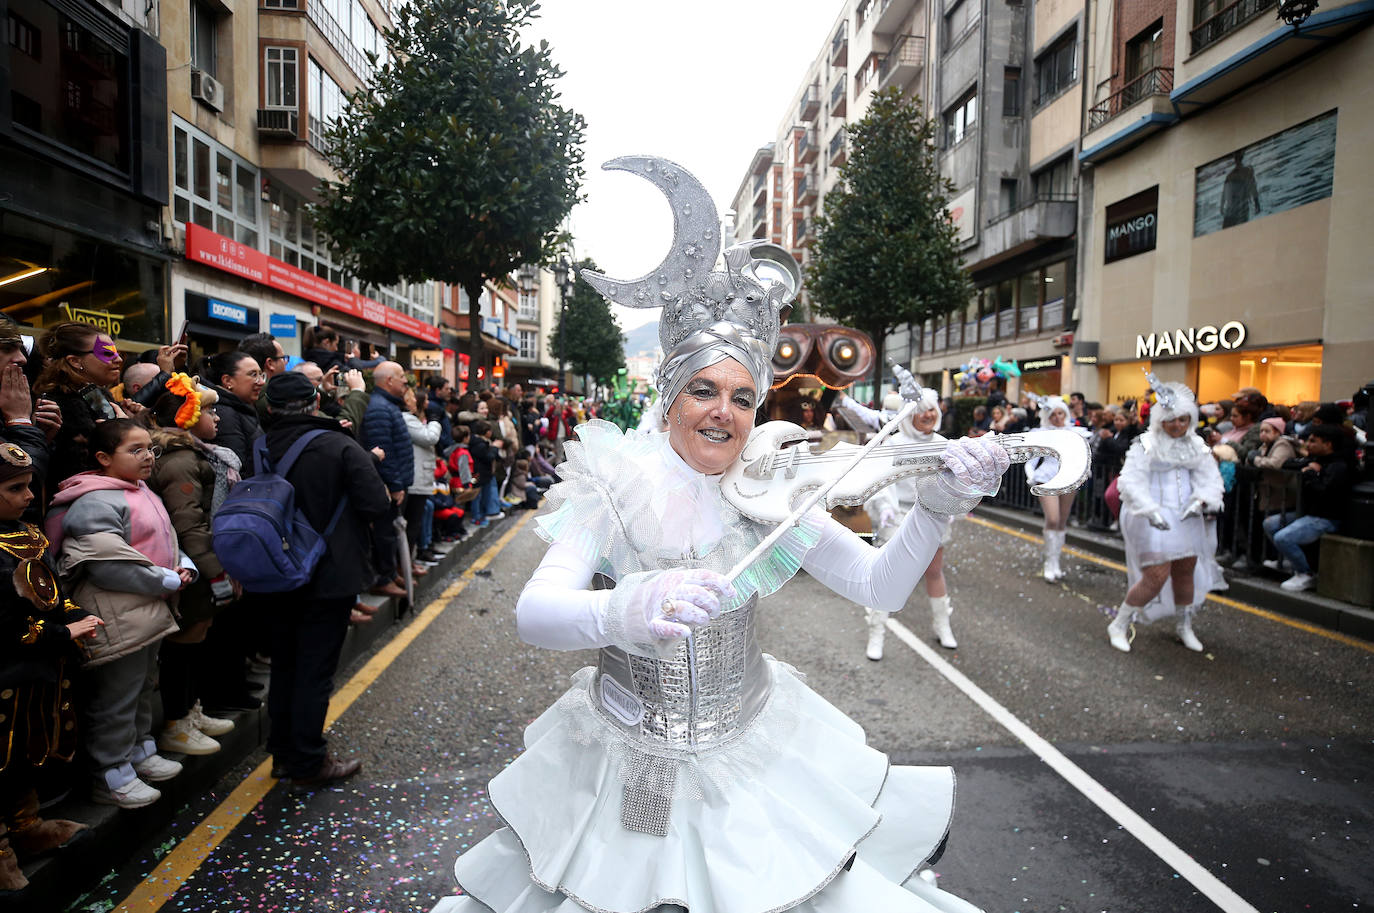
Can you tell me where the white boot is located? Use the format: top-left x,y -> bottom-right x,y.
929,596 -> 957,649
1052,530 -> 1068,580
1108,602 -> 1135,653
1176,606 -> 1204,652
865,609 -> 887,661
1042,530 -> 1063,582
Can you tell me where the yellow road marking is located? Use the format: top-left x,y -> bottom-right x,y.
114,512 -> 536,911
964,513 -> 1374,654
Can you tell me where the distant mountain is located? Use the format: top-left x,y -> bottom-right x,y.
622,321 -> 660,356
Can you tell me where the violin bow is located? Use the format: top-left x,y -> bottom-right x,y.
724,400 -> 920,586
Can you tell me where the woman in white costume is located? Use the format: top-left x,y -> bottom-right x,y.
430,157 -> 1010,913
1026,397 -> 1091,582
836,382 -> 958,659
1108,377 -> 1223,653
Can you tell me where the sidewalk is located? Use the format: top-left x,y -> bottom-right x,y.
20,515 -> 520,913
973,503 -> 1374,643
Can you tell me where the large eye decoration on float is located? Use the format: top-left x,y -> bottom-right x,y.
765,324 -> 875,423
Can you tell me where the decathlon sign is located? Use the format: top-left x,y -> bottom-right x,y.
1136,321 -> 1246,359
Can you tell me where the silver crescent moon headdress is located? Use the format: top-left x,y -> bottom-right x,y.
580,155 -> 801,410
1143,368 -> 1199,428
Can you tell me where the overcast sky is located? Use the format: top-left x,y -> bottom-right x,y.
522,0 -> 843,330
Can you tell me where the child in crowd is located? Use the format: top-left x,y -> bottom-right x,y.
0,444 -> 102,891
507,458 -> 542,509
46,420 -> 195,809
531,442 -> 559,485
466,421 -> 502,527
147,375 -> 239,758
446,426 -> 477,536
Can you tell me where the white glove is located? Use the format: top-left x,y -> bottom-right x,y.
604,568 -> 738,658
941,436 -> 1011,492
877,507 -> 897,530
1146,509 -> 1171,530
159,568 -> 184,593
1180,498 -> 1205,520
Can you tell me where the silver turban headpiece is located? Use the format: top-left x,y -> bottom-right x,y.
580,156 -> 802,410
1144,369 -> 1199,428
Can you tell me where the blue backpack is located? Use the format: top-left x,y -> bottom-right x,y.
211,430 -> 348,593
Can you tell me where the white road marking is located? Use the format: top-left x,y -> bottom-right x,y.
884,616 -> 1262,913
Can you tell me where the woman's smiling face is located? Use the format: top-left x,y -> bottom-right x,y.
666,358 -> 757,475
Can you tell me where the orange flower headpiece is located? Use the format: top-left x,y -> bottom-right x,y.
166,373 -> 219,429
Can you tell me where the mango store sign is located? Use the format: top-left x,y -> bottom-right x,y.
1136,321 -> 1246,360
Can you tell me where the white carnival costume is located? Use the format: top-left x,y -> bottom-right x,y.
1024,397 -> 1092,581
430,157 -> 1005,913
1110,376 -> 1223,652
837,379 -> 957,656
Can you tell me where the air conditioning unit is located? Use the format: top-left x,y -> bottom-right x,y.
257,108 -> 299,138
1051,332 -> 1075,348
191,69 -> 224,112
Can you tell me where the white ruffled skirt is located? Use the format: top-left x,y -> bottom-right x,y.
1120,505 -> 1218,621
430,660 -> 983,913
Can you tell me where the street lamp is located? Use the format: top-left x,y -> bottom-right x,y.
1277,0 -> 1318,26
553,254 -> 575,392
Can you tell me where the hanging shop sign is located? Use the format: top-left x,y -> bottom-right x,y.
184,225 -> 441,345
1072,340 -> 1099,365
185,291 -> 260,331
1135,320 -> 1246,360
1018,357 -> 1061,373
60,304 -> 124,337
1104,187 -> 1158,263
411,349 -> 443,371
269,314 -> 298,337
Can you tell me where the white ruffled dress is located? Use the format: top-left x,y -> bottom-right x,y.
431,421 -> 985,913
1117,431 -> 1225,621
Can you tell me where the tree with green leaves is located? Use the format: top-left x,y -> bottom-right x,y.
548,259 -> 626,387
313,0 -> 584,372
807,88 -> 972,389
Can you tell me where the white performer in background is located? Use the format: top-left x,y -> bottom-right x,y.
1109,375 -> 1223,653
836,374 -> 958,659
1026,396 -> 1093,582
430,156 -> 1013,913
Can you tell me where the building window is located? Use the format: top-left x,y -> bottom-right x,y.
307,57 -> 344,151
308,0 -> 387,81
943,88 -> 977,148
1033,155 -> 1075,199
1034,29 -> 1077,106
517,329 -> 537,361
7,10 -> 40,59
266,183 -> 344,283
518,290 -> 538,321
263,0 -> 300,8
190,0 -> 217,77
998,179 -> 1019,216
944,0 -> 980,47
264,47 -> 298,109
1125,20 -> 1164,83
173,119 -> 259,246
1002,67 -> 1021,115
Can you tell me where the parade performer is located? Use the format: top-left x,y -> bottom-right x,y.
1109,375 -> 1223,653
836,374 -> 958,657
1026,396 -> 1091,582
431,157 -> 1010,913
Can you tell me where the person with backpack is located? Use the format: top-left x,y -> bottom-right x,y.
252,372 -> 389,788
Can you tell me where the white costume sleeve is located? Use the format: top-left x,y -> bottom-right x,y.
1189,450 -> 1225,511
1116,439 -> 1157,516
801,508 -> 942,612
835,395 -> 885,432
515,542 -> 612,651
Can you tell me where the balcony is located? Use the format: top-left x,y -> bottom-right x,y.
257,108 -> 299,140
752,203 -> 768,236
1080,68 -> 1176,163
830,74 -> 847,117
878,34 -> 925,89
799,83 -> 821,122
1190,0 -> 1276,53
871,0 -> 919,35
976,196 -> 1076,267
754,168 -> 769,203
794,218 -> 810,249
828,130 -> 847,166
1088,67 -> 1173,131
798,127 -> 818,164
797,168 -> 818,205
831,23 -> 849,66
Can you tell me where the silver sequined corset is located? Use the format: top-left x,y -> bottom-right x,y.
595,594 -> 770,752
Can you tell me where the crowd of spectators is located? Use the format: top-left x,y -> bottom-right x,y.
0,318 -> 594,891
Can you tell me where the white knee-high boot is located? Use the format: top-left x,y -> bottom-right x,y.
1043,530 -> 1064,582
1108,601 -> 1135,652
865,609 -> 887,661
930,595 -> 957,649
1176,604 -> 1204,652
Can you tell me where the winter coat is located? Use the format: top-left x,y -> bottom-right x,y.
42,385 -> 120,488
148,429 -> 226,626
426,391 -> 454,454
1296,452 -> 1353,524
210,385 -> 263,471
46,473 -> 184,667
1250,435 -> 1299,512
404,412 -> 441,497
303,347 -> 349,374
363,389 -> 414,493
468,435 -> 498,485
0,521 -> 91,689
263,414 -> 392,599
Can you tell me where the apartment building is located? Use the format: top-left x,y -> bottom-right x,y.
504,264 -> 563,392
1075,0 -> 1372,405
1,0 -> 169,347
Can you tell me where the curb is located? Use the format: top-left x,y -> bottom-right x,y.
972,503 -> 1374,643
19,516 -> 520,913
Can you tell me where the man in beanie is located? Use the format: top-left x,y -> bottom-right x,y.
259,372 -> 391,788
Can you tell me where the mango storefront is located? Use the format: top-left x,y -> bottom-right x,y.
1089,318 -> 1325,407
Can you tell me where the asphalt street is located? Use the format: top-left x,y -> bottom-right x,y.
77,511 -> 1374,913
